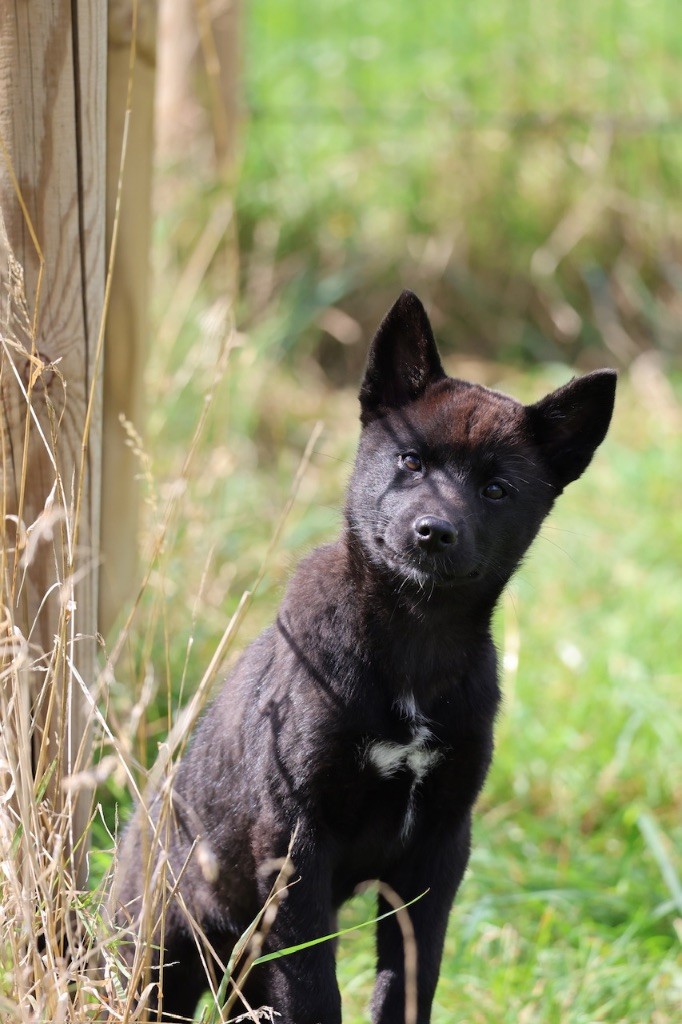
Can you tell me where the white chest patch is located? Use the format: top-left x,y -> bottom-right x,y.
364,725 -> 442,842
365,726 -> 442,783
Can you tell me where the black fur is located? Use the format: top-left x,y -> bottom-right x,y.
113,291 -> 616,1023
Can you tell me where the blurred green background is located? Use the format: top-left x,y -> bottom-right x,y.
99,3 -> 682,1022
233,0 -> 682,372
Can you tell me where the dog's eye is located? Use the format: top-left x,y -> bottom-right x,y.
482,481 -> 507,501
400,453 -> 422,473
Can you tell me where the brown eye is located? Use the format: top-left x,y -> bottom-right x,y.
401,453 -> 422,473
482,481 -> 507,501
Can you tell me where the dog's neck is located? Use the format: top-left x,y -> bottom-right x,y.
341,528 -> 500,665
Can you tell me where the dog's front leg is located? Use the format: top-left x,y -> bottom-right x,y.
252,839 -> 342,1024
371,820 -> 472,1024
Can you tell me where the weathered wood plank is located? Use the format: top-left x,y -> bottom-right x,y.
0,1 -> 106,887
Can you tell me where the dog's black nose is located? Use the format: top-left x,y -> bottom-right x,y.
413,515 -> 458,552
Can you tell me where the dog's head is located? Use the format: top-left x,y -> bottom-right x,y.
346,291 -> 616,598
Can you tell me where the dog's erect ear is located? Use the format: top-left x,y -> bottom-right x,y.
526,370 -> 617,490
359,291 -> 446,424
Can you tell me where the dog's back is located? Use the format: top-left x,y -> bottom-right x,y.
113,291 -> 615,1024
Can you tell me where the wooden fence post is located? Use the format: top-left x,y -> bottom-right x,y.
156,0 -> 243,170
0,1 -> 106,888
100,0 -> 157,637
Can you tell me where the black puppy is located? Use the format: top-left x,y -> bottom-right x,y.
114,291 -> 616,1023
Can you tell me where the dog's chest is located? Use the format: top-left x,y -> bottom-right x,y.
364,724 -> 441,783
360,700 -> 444,842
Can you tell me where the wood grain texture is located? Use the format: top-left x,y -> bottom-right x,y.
0,1 -> 106,886
100,0 -> 157,635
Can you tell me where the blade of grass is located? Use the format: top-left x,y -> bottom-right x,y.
252,889 -> 428,965
637,812 -> 682,917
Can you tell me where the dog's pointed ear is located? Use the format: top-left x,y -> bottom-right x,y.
359,291 -> 446,424
526,370 -> 617,490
